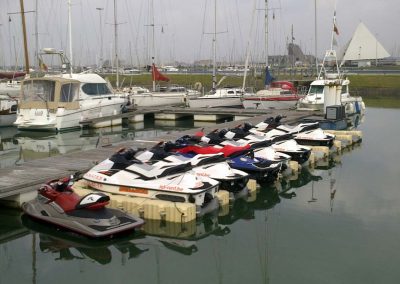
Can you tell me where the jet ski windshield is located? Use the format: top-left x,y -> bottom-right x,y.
109,148 -> 143,170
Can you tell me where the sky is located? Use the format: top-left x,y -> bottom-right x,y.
0,0 -> 398,68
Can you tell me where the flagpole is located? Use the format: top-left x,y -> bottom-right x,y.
68,0 -> 73,76
114,0 -> 119,88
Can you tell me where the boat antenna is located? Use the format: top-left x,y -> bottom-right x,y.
68,0 -> 73,77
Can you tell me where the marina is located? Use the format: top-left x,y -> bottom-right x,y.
1,0 -> 400,283
1,107 -> 400,284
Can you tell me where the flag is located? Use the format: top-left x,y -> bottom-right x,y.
333,11 -> 339,35
333,23 -> 339,35
152,64 -> 169,82
264,66 -> 275,87
39,58 -> 48,71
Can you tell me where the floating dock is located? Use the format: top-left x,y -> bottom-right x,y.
0,108 -> 363,223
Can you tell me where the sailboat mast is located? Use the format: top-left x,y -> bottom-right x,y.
151,0 -> 156,92
212,0 -> 217,91
314,0 -> 318,76
264,0 -> 268,68
19,0 -> 30,74
114,0 -> 119,88
96,7 -> 104,71
35,0 -> 39,70
68,0 -> 73,76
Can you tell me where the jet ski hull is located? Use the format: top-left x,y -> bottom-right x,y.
22,199 -> 144,238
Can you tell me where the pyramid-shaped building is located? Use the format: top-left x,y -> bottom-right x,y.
340,22 -> 390,66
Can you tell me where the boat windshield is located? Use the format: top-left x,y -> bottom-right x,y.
308,85 -> 324,95
82,83 -> 111,95
341,85 -> 348,94
60,83 -> 80,102
22,80 -> 56,102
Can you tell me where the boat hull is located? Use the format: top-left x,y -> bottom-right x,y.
242,97 -> 299,110
14,100 -> 125,131
129,93 -> 186,107
188,97 -> 242,108
22,199 -> 144,238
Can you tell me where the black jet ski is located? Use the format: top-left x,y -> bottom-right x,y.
22,177 -> 145,238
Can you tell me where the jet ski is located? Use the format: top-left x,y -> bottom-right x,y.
271,139 -> 311,164
134,144 -> 250,193
83,148 -> 220,216
254,115 -> 334,147
22,177 -> 145,238
293,128 -> 335,147
178,129 -> 291,169
165,140 -> 282,184
255,115 -> 319,133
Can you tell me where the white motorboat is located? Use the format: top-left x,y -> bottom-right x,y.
83,148 -> 220,216
14,73 -> 127,132
297,21 -> 365,115
187,87 -> 246,108
0,77 -> 23,127
0,80 -> 22,97
297,76 -> 364,114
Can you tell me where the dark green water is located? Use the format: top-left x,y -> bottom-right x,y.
1,108 -> 400,284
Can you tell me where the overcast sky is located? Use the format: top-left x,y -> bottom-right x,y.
0,0 -> 398,68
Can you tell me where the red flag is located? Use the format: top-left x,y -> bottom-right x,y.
152,64 -> 170,82
333,23 -> 339,35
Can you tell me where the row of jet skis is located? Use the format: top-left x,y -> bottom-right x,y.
23,115 -> 336,238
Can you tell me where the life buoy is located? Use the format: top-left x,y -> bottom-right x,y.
194,82 -> 202,91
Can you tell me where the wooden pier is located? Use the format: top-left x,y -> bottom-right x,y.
79,106 -> 307,128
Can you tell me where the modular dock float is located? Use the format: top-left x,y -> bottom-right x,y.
0,109 -> 362,222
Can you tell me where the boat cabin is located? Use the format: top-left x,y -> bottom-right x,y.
19,74 -> 114,111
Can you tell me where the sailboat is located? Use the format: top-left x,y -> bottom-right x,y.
0,72 -> 21,126
0,1 -> 28,127
297,11 -> 365,115
242,67 -> 301,110
187,0 -> 250,108
242,1 -> 301,110
123,0 -> 195,107
125,63 -> 191,107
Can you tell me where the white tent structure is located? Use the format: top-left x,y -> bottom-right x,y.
340,22 -> 390,66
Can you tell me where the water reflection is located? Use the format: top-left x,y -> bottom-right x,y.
0,121 -> 192,168
22,214 -> 148,264
139,213 -> 230,255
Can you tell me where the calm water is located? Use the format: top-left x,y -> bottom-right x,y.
1,108 -> 400,284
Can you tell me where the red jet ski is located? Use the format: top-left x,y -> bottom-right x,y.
22,177 -> 144,238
